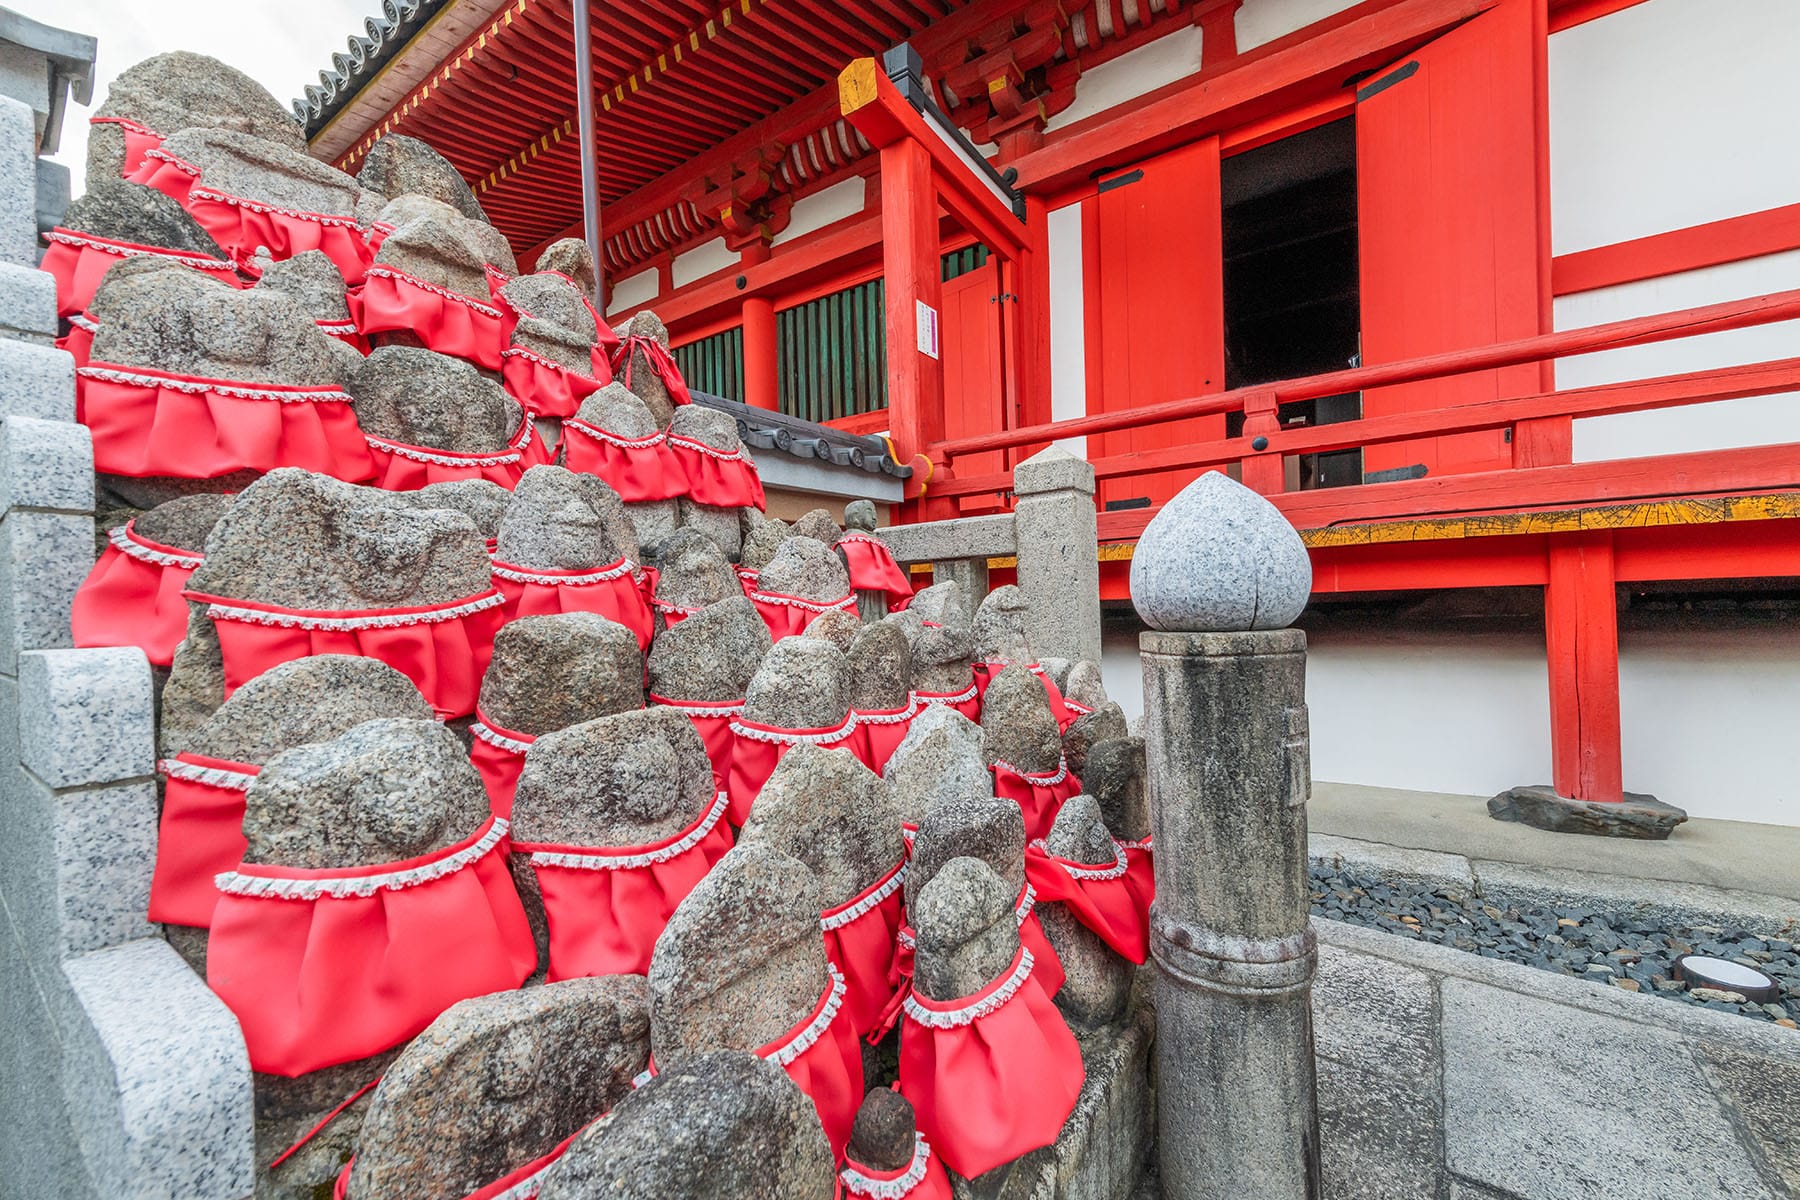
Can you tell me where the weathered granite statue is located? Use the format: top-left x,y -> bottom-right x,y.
755,535 -> 851,604
972,584 -> 1034,665
495,465 -> 638,570
740,516 -> 790,571
500,272 -> 602,373
653,527 -> 742,612
669,404 -> 754,558
1036,794 -> 1135,1026
535,237 -> 597,296
883,705 -> 993,829
570,383 -> 677,552
981,664 -> 1063,772
801,608 -> 860,655
59,180 -> 226,258
356,134 -> 489,224
646,596 -> 771,701
611,310 -> 679,426
847,620 -> 912,712
910,855 -> 1020,1002
155,127 -> 379,223
905,795 -> 1026,911
788,507 -> 841,548
373,194 -> 519,296
735,746 -> 902,911
88,50 -> 306,182
478,613 -> 644,736
511,707 -> 716,849
350,346 -> 523,453
741,636 -> 850,731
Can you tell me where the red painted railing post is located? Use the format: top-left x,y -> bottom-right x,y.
1545,530 -> 1624,804
1239,390 -> 1284,495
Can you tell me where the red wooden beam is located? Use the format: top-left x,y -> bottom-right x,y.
1552,202 -> 1800,296
1309,534 -> 1551,592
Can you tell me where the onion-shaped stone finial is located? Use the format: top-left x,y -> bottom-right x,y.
1129,471 -> 1311,632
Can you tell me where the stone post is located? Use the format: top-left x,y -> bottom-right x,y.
1131,470 -> 1319,1199
1012,445 -> 1102,665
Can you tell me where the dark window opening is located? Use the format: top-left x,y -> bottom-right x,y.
1221,117 -> 1361,489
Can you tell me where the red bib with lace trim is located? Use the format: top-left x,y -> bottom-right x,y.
849,700 -> 916,775
821,861 -> 907,1038
194,190 -> 372,283
148,753 -> 255,928
206,815 -> 536,1077
1024,839 -> 1154,964
609,335 -> 692,408
71,521 -> 203,668
735,565 -> 760,596
468,714 -> 532,821
1013,883 -> 1066,996
191,590 -> 506,720
490,558 -> 654,653
58,311 -> 96,372
90,115 -> 162,177
559,419 -> 685,502
317,318 -> 369,355
990,758 -> 1080,842
42,229 -> 240,320
514,789 -> 733,980
749,589 -> 857,641
668,434 -> 766,510
500,346 -> 609,419
838,1133 -> 955,1200
898,946 -> 1084,1179
971,662 -> 1080,732
837,533 -> 914,610
757,963 -> 863,1158
126,145 -> 199,203
910,676 -> 982,723
649,694 -> 742,795
79,362 -> 376,481
726,712 -> 858,826
363,426 -> 530,492
355,266 -> 506,370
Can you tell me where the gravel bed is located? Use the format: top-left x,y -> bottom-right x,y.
1311,867 -> 1799,1027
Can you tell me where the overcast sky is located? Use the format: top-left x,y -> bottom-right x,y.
13,0 -> 374,195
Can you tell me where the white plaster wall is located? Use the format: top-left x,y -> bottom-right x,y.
1045,25 -> 1205,134
1235,0 -> 1360,53
605,267 -> 660,317
1555,250 -> 1800,461
1548,0 -> 1800,255
670,237 -> 737,288
773,176 -> 867,247
1047,202 -> 1090,458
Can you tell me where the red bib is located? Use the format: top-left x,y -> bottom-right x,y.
490,558 -> 654,653
468,714 -> 532,821
649,694 -> 742,796
514,790 -> 733,980
207,815 -> 536,1076
186,186 -> 372,283
316,317 -> 369,354
58,311 -> 96,372
898,946 -> 1084,1179
910,677 -> 982,723
668,434 -> 766,510
364,434 -> 529,492
190,590 -> 506,720
971,662 -> 1081,733
838,1133 -> 955,1200
41,229 -> 240,320
837,533 -> 914,610
500,346 -> 608,419
78,362 -> 375,481
148,754 -> 256,928
849,701 -> 916,775
756,963 -> 864,1159
609,335 -> 692,408
1024,839 -> 1154,965
127,146 -> 200,203
990,757 -> 1080,842
355,266 -> 505,370
1013,883 -> 1066,997
726,713 -> 858,826
559,419 -> 685,502
71,521 -> 202,668
820,861 -> 907,1039
89,115 -> 162,177
748,589 -> 857,641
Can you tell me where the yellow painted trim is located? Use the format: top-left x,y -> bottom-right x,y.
839,58 -> 881,116
1300,492 -> 1800,549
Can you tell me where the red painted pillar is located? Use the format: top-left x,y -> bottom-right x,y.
1545,530 -> 1624,803
739,240 -> 779,412
879,138 -> 946,466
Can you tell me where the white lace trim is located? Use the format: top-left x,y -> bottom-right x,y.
902,949 -> 1035,1029
157,757 -> 255,790
78,365 -> 351,404
914,681 -> 978,707
761,963 -> 846,1067
853,699 -> 916,725
837,532 -> 882,545
470,721 -> 533,754
490,559 -> 632,586
69,312 -> 99,333
110,524 -> 202,568
896,927 -> 915,949
749,590 -> 856,614
204,591 -> 504,631
189,187 -> 362,228
992,757 -> 1069,787
46,230 -> 234,271
666,433 -> 748,462
650,596 -> 702,615
488,1165 -> 551,1200
729,715 -> 857,746
839,1135 -> 933,1199
501,345 -> 597,378
526,791 -> 729,871
365,265 -> 502,318
91,115 -> 159,135
1029,839 -> 1129,881
563,420 -> 666,451
141,147 -> 201,177
820,863 -> 906,932
652,697 -> 743,718
631,1067 -> 655,1089
215,818 -> 509,900
1015,884 -> 1037,924
365,436 -> 521,467
317,319 -> 359,335
1118,837 -> 1153,852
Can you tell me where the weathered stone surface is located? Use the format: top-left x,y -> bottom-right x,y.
972,584 -> 1034,664
1038,796 -> 1133,1027
911,856 -> 1021,1002
409,479 -> 512,540
251,249 -> 352,322
88,261 -> 347,386
157,127 -> 373,220
801,608 -> 860,655
61,181 -> 225,259
350,346 -> 523,452
737,746 -> 902,909
848,1089 -> 916,1172
374,194 -> 518,298
535,238 -> 596,297
911,621 -> 975,696
348,977 -> 649,1200
183,654 -> 434,764
1063,701 -> 1129,779
1131,471 -> 1311,632
573,381 -> 658,438
240,718 -> 491,869
185,469 -> 491,609
646,595 -> 770,701
535,1051 -> 834,1200
739,516 -> 790,571
847,620 -> 911,710
741,636 -> 849,730
1063,660 -> 1109,710
1082,736 -> 1148,842
132,491 -> 230,551
883,705 -> 992,829
906,580 -> 969,629
843,499 -> 878,532
627,498 -> 680,558
495,465 -> 637,571
356,134 -> 488,224
160,606 -> 226,753
1487,786 -> 1688,840
788,508 -> 841,548
647,844 -> 829,1063
614,311 -> 678,426
90,51 -> 305,182
677,498 -> 743,560
501,273 -> 600,372
652,527 -> 739,610
512,707 -> 715,847
479,613 -> 643,735
667,398 -> 743,453
981,664 -> 1062,772
756,536 -> 850,601
905,795 -> 1025,909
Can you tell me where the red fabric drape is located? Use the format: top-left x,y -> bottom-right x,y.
559,420 -> 685,502
667,434 -> 766,510
897,946 -> 1084,1178
58,311 -> 96,372
207,815 -> 536,1076
500,346 -> 609,419
189,590 -> 506,720
910,677 -> 982,723
317,318 -> 370,355
837,533 -> 914,610
363,434 -> 525,492
609,335 -> 692,408
127,147 -> 201,203
468,714 -> 532,821
820,861 -> 907,1039
71,521 -> 203,668
726,714 -> 857,826
755,963 -> 864,1159
148,753 -> 256,928
355,266 -> 505,370
990,757 -> 1081,842
748,589 -> 856,641
1013,884 -> 1066,997
648,694 -> 742,797
1024,839 -> 1154,964
182,187 -> 374,283
837,1134 -> 955,1200
971,662 -> 1081,733
89,115 -> 162,177
489,558 -> 654,653
78,362 -> 375,481
42,230 -> 239,320
849,701 -> 915,775
514,789 -> 733,980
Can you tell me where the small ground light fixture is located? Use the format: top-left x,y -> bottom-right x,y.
1674,954 -> 1780,1003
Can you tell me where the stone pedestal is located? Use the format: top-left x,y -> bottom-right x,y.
1141,629 -> 1319,1200
1013,446 -> 1102,666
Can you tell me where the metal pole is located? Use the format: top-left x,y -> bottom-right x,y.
572,0 -> 604,305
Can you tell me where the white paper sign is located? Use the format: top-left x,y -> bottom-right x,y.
916,300 -> 940,360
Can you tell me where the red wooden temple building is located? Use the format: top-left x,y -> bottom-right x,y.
298,0 -> 1800,826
